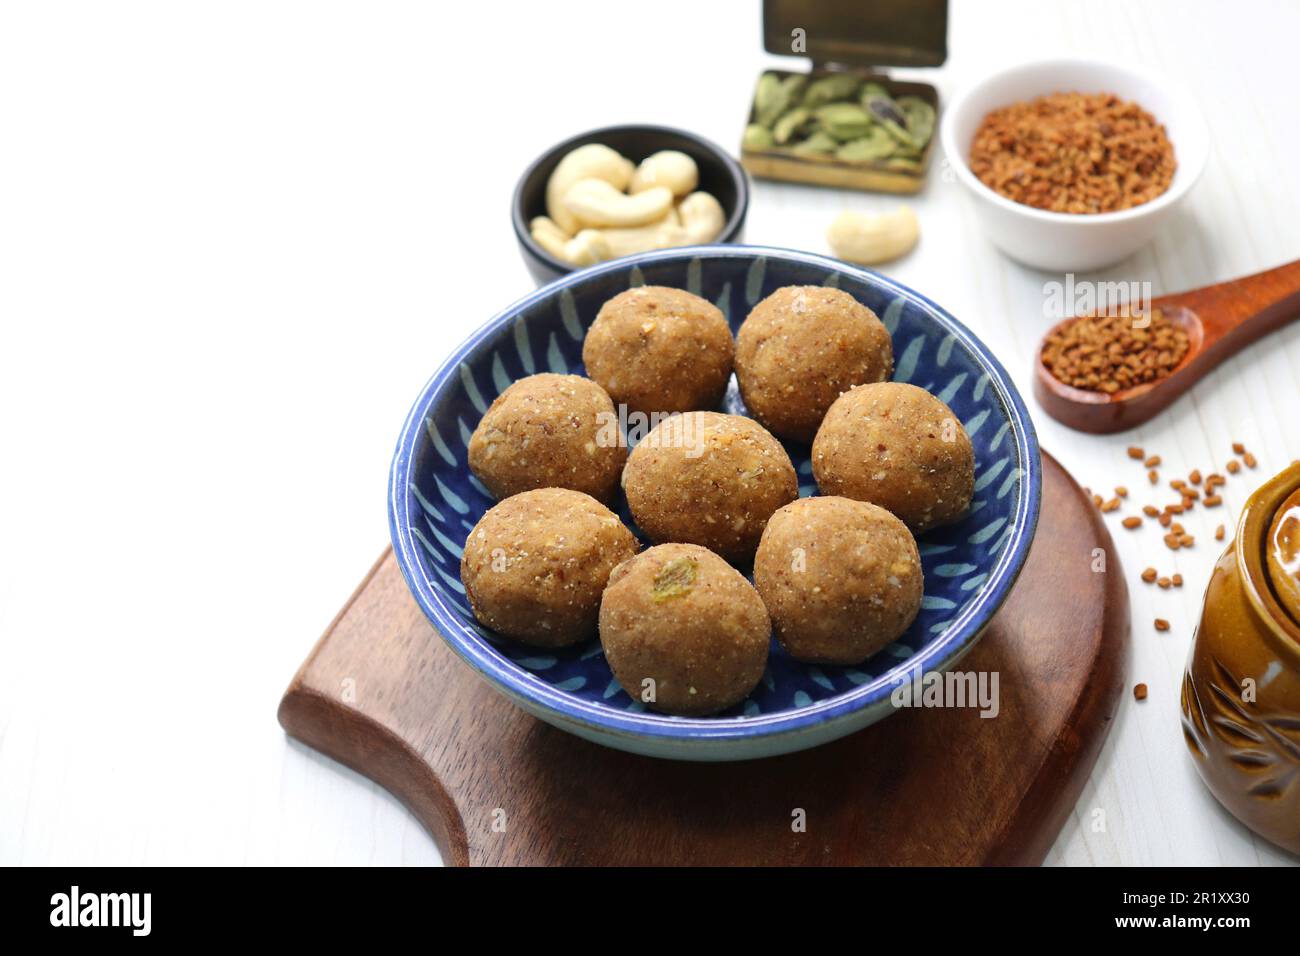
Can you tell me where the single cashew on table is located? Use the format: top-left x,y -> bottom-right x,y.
826,206 -> 920,265
531,144 -> 727,266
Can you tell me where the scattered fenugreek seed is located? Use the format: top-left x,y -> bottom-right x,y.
1115,486 -> 1129,498
1189,469 -> 1202,485
1102,498 -> 1121,512
1243,452 -> 1257,469
1122,516 -> 1142,529
1128,446 -> 1145,460
1232,442 -> 1245,455
1142,505 -> 1159,517
1215,524 -> 1225,541
1155,618 -> 1170,631
1148,469 -> 1159,484
1172,574 -> 1183,588
1227,460 -> 1241,474
1144,455 -> 1161,468
1204,494 -> 1222,507
1157,576 -> 1171,589
1134,683 -> 1148,700
1141,567 -> 1158,583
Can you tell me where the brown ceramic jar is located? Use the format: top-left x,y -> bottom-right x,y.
1181,462 -> 1300,854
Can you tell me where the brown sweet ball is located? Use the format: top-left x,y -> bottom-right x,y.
460,488 -> 638,648
622,411 -> 798,564
582,286 -> 735,416
735,286 -> 893,443
812,381 -> 974,532
599,543 -> 770,716
754,496 -> 922,665
467,373 -> 625,503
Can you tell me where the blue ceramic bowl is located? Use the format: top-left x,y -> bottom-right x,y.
390,246 -> 1041,761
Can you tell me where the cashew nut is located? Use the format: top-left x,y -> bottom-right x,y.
675,191 -> 726,244
562,179 -> 674,229
545,144 -> 635,234
826,206 -> 919,265
533,142 -> 730,263
530,216 -> 611,266
598,209 -> 684,258
530,215 -> 570,248
628,150 -> 699,198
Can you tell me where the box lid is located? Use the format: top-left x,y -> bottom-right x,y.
762,0 -> 948,69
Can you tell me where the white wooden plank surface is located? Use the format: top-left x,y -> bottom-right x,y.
1,0 -> 1297,866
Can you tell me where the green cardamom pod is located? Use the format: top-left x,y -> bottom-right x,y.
803,73 -> 861,108
743,123 -> 775,150
860,82 -> 890,103
864,94 -> 907,129
864,95 -> 918,149
898,96 -> 936,149
835,127 -> 898,162
790,130 -> 838,156
815,103 -> 874,142
781,74 -> 807,104
753,73 -> 788,127
773,107 -> 811,144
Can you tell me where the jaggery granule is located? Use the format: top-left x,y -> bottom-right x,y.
1041,308 -> 1189,393
969,92 -> 1176,213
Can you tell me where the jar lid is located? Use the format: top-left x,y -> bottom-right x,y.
762,0 -> 949,69
1266,488 -> 1300,629
1239,463 -> 1300,659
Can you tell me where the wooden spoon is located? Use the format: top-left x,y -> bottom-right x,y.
1034,259 -> 1300,434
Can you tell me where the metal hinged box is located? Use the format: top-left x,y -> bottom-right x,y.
742,0 -> 948,193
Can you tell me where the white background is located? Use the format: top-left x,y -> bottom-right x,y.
2,0 -> 1298,865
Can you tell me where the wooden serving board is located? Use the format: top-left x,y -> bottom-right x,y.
278,451 -> 1128,865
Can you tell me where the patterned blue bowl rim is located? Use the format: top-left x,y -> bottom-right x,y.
388,244 -> 1042,744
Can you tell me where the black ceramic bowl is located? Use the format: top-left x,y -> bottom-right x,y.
511,124 -> 750,286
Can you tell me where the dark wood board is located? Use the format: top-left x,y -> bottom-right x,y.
278,451 -> 1128,866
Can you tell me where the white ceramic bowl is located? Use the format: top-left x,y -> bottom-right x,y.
940,58 -> 1208,272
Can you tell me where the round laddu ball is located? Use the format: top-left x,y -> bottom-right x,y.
754,496 -> 923,665
811,382 -> 974,532
735,286 -> 893,443
622,411 -> 798,564
582,286 -> 735,416
467,373 -> 625,503
599,543 -> 770,716
460,488 -> 638,648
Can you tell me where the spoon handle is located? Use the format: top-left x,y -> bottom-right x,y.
1159,258 -> 1300,349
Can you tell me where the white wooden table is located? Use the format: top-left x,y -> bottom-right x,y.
2,0 -> 1298,866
